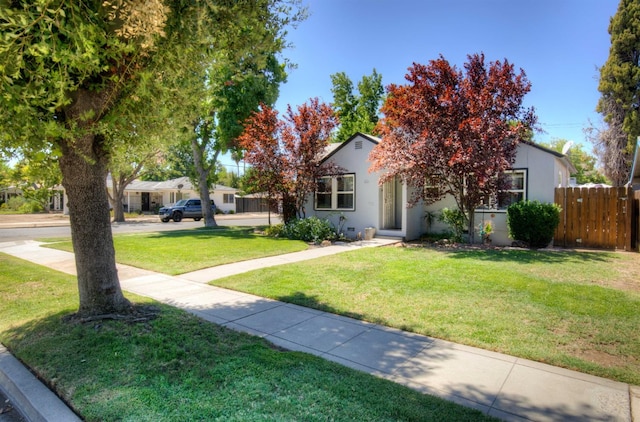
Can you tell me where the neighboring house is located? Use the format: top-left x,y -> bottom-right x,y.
306,132 -> 575,245
111,176 -> 239,214
61,176 -> 238,215
0,186 -> 21,206
0,185 -> 64,211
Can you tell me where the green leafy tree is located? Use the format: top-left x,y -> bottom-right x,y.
330,69 -> 384,143
108,137 -> 167,222
140,143 -> 194,182
0,159 -> 11,203
217,166 -> 242,189
105,73 -> 182,221
590,96 -> 631,186
0,0 -> 302,318
9,154 -> 62,212
540,139 -> 609,185
596,0 -> 640,185
179,5 -> 293,228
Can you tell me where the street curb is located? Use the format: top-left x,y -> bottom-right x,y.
0,344 -> 81,422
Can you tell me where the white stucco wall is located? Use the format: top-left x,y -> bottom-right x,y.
308,136 -> 571,244
425,142 -> 572,245
308,135 -> 382,239
211,188 -> 237,213
306,135 -> 426,240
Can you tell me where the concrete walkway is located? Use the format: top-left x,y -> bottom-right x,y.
0,239 -> 638,422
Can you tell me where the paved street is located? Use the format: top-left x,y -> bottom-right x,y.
0,389 -> 24,422
0,212 -> 278,242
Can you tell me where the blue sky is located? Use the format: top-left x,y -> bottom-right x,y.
273,0 -> 619,149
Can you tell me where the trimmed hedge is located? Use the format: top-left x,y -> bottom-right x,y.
507,200 -> 561,248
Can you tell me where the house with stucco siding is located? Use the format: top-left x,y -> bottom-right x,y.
306,132 -> 575,245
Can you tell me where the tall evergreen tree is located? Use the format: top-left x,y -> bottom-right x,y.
596,0 -> 640,185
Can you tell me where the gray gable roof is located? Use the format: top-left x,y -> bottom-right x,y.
319,132 -> 576,173
319,132 -> 380,163
151,176 -> 192,191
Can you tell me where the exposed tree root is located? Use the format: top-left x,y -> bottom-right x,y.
63,305 -> 160,325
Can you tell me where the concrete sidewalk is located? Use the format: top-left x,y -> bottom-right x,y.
0,240 -> 637,421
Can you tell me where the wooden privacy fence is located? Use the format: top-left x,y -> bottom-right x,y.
554,186 -> 639,251
235,196 -> 275,213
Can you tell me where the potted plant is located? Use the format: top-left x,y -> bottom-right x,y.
479,221 -> 493,245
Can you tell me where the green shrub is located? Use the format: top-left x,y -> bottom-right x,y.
2,196 -> 43,213
438,208 -> 466,242
282,217 -> 334,243
18,201 -> 44,213
5,196 -> 27,211
507,200 -> 561,248
264,223 -> 285,238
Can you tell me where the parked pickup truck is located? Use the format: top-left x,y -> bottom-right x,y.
158,199 -> 215,222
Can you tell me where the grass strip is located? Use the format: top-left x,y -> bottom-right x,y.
0,253 -> 494,421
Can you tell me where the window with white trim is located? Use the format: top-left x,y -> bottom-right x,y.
315,174 -> 355,210
223,193 -> 234,204
499,170 -> 526,209
479,169 -> 527,210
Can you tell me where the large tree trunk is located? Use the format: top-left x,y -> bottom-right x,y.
59,135 -> 131,317
111,176 -> 126,223
58,83 -> 132,317
282,193 -> 297,224
191,137 -> 218,227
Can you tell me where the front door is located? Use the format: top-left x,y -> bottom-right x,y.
141,192 -> 150,212
382,179 -> 396,229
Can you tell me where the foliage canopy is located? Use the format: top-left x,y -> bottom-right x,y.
370,53 -> 536,241
239,99 -> 340,223
0,0 -> 303,316
330,69 -> 384,143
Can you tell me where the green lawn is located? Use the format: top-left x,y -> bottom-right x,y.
0,253 -> 493,421
208,246 -> 640,385
39,229 -> 640,385
45,227 -> 308,275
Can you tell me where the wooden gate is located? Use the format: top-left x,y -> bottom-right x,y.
554,187 -> 637,251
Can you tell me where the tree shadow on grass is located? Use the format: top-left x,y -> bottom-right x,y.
440,247 -> 616,265
141,226 -> 305,246
144,226 -> 256,240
